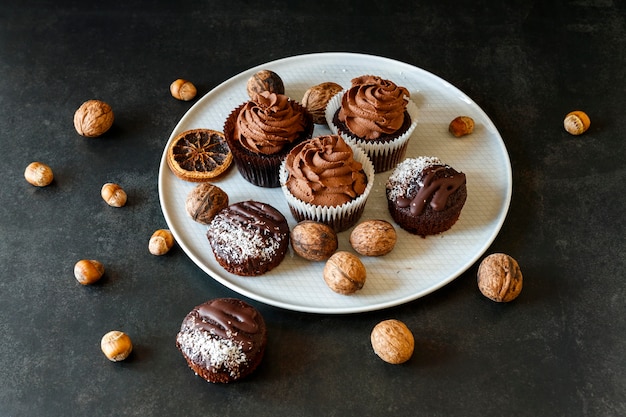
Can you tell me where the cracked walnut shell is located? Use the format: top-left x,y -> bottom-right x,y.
371,319 -> 415,364
477,253 -> 523,302
74,99 -> 114,137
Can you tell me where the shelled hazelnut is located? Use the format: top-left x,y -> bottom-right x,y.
74,259 -> 105,285
323,251 -> 366,295
448,115 -> 475,137
73,99 -> 114,137
149,229 -> 175,255
563,110 -> 590,135
170,79 -> 197,101
101,183 -> 127,207
371,319 -> 415,364
350,220 -> 397,256
101,330 -> 133,362
24,162 -> 54,187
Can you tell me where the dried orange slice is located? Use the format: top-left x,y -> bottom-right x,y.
166,129 -> 233,182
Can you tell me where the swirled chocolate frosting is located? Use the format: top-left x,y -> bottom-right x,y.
234,91 -> 307,155
338,75 -> 410,140
285,135 -> 367,207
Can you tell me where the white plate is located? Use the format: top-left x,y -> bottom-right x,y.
158,52 -> 512,314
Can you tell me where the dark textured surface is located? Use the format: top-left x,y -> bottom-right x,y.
1,1 -> 625,416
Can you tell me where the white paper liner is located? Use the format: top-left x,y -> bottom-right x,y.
279,140 -> 375,229
324,91 -> 419,166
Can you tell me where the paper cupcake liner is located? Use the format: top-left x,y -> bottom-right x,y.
224,101 -> 314,188
325,92 -> 419,173
279,140 -> 375,233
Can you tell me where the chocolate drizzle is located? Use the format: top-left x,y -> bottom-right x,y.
194,299 -> 260,351
396,165 -> 466,215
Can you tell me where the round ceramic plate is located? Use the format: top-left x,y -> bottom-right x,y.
158,52 -> 512,314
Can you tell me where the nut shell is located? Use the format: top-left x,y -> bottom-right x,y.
371,319 -> 415,364
101,183 -> 127,207
291,220 -> 338,261
74,259 -> 105,285
449,116 -> 475,137
73,99 -> 114,137
24,162 -> 54,187
170,79 -> 197,101
101,330 -> 133,362
350,220 -> 397,256
322,251 -> 366,295
149,229 -> 175,255
301,82 -> 343,124
563,110 -> 590,135
477,253 -> 523,302
185,183 -> 229,224
246,70 -> 285,100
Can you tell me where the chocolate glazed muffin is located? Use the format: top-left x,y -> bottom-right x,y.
386,157 -> 467,237
176,298 -> 267,383
207,200 -> 290,276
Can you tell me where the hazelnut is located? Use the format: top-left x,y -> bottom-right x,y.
101,330 -> 133,362
24,161 -> 54,187
185,183 -> 229,225
74,259 -> 105,285
477,253 -> 523,302
448,115 -> 475,137
323,251 -> 366,295
170,79 -> 197,101
73,99 -> 114,137
149,229 -> 175,255
350,220 -> 397,256
291,220 -> 338,261
564,110 -> 590,135
371,319 -> 415,364
301,82 -> 343,124
101,183 -> 127,207
246,70 -> 284,100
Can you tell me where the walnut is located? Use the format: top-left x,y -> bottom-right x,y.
246,70 -> 284,100
301,82 -> 343,124
350,220 -> 397,256
291,220 -> 338,261
448,115 -> 474,137
477,253 -> 523,302
185,183 -> 229,225
74,99 -> 114,137
323,251 -> 366,295
371,319 -> 415,364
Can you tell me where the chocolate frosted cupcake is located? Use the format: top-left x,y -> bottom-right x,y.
326,75 -> 419,173
176,298 -> 267,383
386,156 -> 467,237
207,200 -> 290,276
224,91 -> 313,188
279,135 -> 374,232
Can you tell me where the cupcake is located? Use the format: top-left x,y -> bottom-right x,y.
385,156 -> 467,237
279,135 -> 374,232
326,75 -> 419,173
224,91 -> 313,188
176,298 -> 267,383
207,200 -> 290,276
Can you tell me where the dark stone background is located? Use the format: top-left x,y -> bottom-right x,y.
1,1 -> 624,416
